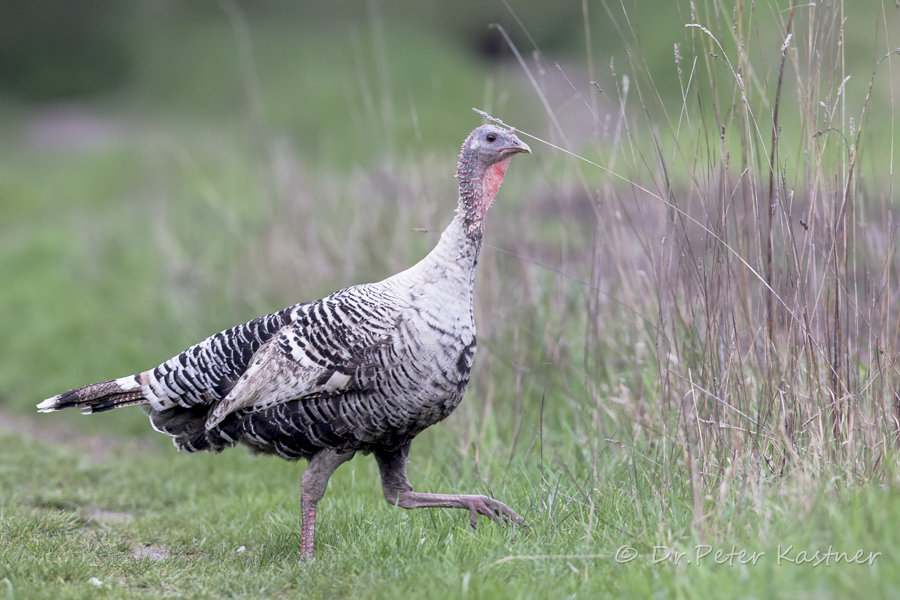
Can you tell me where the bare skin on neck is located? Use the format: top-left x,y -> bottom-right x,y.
478,156 -> 511,222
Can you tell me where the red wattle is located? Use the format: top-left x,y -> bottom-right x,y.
479,157 -> 512,220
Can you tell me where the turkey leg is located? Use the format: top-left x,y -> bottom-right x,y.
300,448 -> 355,560
375,443 -> 522,529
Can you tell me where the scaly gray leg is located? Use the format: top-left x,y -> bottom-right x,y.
300,448 -> 354,561
374,442 -> 522,529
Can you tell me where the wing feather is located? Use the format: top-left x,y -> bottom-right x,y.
204,291 -> 398,429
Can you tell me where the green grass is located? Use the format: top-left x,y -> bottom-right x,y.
3,0 -> 900,597
1,428 -> 897,599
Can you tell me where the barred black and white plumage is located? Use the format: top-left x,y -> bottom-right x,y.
38,124 -> 531,560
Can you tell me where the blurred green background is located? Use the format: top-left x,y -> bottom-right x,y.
0,0 -> 896,431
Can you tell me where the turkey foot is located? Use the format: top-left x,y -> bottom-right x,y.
395,491 -> 523,529
375,443 -> 523,531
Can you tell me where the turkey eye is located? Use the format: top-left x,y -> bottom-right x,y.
486,133 -> 497,143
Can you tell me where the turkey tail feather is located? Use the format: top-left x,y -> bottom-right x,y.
37,377 -> 148,414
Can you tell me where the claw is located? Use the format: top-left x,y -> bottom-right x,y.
393,491 -> 523,531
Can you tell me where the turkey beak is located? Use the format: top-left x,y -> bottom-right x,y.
504,137 -> 532,155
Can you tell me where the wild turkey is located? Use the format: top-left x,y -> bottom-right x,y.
37,124 -> 531,560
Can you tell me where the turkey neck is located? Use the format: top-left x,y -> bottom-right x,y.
426,152 -> 512,272
457,147 -> 513,246
389,152 -> 511,292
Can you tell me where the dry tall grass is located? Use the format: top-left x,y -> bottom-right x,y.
484,0 -> 900,529
153,0 -> 899,535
